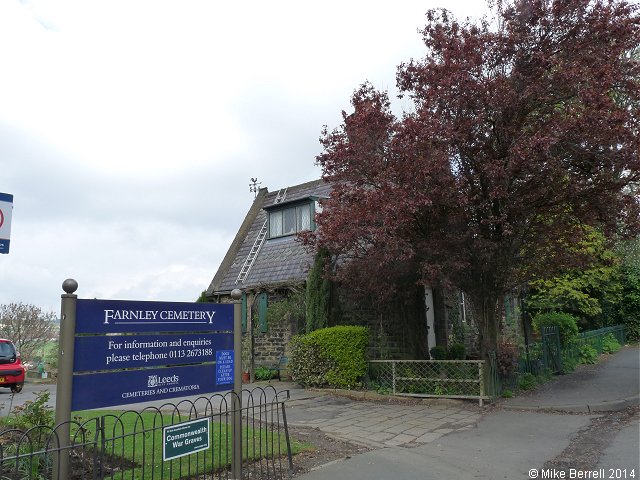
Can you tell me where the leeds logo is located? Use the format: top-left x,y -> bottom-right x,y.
147,374 -> 179,388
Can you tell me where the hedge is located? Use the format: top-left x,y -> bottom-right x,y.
532,312 -> 579,346
289,325 -> 369,389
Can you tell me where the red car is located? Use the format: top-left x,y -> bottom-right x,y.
0,339 -> 25,393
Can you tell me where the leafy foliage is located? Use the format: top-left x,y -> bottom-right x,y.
429,346 -> 447,360
307,0 -> 640,360
0,303 -> 58,361
447,343 -> 466,360
561,349 -> 579,373
532,312 -> 579,346
195,291 -> 210,303
613,238 -> 640,341
266,288 -> 305,329
601,333 -> 621,354
254,366 -> 277,381
517,373 -> 539,391
526,228 -> 623,327
4,391 -> 55,430
578,344 -> 599,364
305,249 -> 331,333
289,326 -> 369,389
496,342 -> 519,378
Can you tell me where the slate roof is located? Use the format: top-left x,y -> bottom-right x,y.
207,179 -> 332,295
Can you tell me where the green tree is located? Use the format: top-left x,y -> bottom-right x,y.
526,228 -> 622,329
0,303 -> 58,361
613,237 -> 640,340
305,249 -> 331,333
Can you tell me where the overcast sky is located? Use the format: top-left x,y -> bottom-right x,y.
0,0 -> 487,314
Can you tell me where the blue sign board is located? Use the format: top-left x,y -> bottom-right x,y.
75,299 -> 233,334
0,239 -> 9,255
74,333 -> 233,372
215,350 -> 234,385
72,363 -> 228,411
70,298 -> 236,410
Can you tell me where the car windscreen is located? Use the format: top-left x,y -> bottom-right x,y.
0,343 -> 16,364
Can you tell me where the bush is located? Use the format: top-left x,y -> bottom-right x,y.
578,344 -> 599,364
623,316 -> 639,343
533,312 -> 579,346
517,373 -> 538,391
430,346 -> 447,360
601,333 -> 621,354
254,366 -> 276,381
496,342 -> 519,378
289,326 -> 369,389
447,343 -> 466,360
561,347 -> 579,373
266,289 -> 305,329
4,391 -> 54,430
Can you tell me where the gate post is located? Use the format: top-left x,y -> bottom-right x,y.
54,278 -> 78,480
231,288 -> 243,480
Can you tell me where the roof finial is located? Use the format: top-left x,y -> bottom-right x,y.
249,178 -> 262,198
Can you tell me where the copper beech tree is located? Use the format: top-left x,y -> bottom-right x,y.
305,0 -> 640,359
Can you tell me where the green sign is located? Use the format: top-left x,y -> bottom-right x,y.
163,417 -> 210,461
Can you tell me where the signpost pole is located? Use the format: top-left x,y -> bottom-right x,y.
54,278 -> 78,480
230,288 -> 243,480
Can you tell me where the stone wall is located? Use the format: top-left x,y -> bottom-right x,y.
250,321 -> 295,367
332,285 -> 430,360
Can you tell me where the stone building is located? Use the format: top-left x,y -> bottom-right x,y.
206,179 -> 457,377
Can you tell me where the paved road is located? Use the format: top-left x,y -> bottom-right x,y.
286,394 -> 480,448
297,346 -> 639,480
300,410 -> 597,480
3,346 -> 638,480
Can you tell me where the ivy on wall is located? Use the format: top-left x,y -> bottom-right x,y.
305,248 -> 331,333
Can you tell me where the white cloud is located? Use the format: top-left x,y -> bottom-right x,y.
0,0 -> 488,312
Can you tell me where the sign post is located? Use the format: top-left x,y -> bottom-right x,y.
54,279 -> 78,480
231,288 -> 243,480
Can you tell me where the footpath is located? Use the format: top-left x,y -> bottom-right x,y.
291,346 -> 639,480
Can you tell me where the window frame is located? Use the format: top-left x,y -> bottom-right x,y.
267,201 -> 315,239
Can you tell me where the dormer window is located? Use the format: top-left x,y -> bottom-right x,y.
268,202 -> 312,238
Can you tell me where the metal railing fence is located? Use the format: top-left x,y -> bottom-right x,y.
0,386 -> 292,480
368,360 -> 489,405
368,325 -> 626,402
496,324 -> 627,395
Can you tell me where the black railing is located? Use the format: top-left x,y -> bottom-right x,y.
0,386 -> 292,480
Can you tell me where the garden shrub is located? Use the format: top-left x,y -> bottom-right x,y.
3,391 -> 54,430
533,312 -> 579,346
601,333 -> 621,354
429,346 -> 447,360
578,344 -> 599,364
496,342 -> 519,379
289,326 -> 369,389
254,366 -> 276,381
623,316 -> 639,343
561,347 -> 579,373
447,343 -> 466,360
517,372 -> 538,391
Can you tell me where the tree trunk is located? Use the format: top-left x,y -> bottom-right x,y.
469,295 -> 501,362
